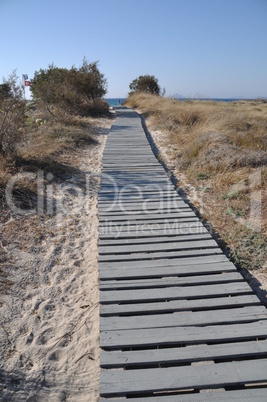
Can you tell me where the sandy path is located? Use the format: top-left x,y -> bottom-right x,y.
0,123 -> 109,401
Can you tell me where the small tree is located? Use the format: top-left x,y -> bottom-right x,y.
0,71 -> 25,157
30,64 -> 69,106
129,75 -> 160,95
30,59 -> 108,118
77,58 -> 107,104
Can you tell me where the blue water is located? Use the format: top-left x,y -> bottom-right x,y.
106,97 -> 259,106
106,98 -> 127,106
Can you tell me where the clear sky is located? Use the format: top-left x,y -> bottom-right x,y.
0,0 -> 266,98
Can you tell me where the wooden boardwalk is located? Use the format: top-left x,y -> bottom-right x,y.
98,107 -> 267,400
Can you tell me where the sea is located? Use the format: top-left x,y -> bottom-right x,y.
106,98 -> 127,106
105,97 -> 261,107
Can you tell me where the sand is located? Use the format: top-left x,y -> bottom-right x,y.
0,121 -> 109,401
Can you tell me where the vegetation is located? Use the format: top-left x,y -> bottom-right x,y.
126,92 -> 267,271
30,58 -> 108,120
0,61 -> 112,214
129,75 -> 161,95
0,71 -> 26,157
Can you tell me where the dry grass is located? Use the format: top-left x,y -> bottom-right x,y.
126,93 -> 267,271
0,106 -> 113,228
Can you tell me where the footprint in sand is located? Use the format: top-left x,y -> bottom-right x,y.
35,328 -> 53,345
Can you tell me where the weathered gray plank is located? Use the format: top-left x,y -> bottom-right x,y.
100,178 -> 172,185
98,199 -> 186,206
100,306 -> 267,331
98,248 -> 223,262
100,359 -> 267,397
99,229 -> 208,241
99,212 -> 196,222
99,189 -> 175,196
100,294 -> 261,316
100,339 -> 267,368
99,261 -> 235,280
99,217 -> 200,227
98,194 -> 185,202
98,197 -> 186,205
99,255 -> 231,273
99,207 -> 192,215
98,228 -> 212,246
99,239 -> 217,254
100,321 -> 267,349
98,192 -> 177,198
102,388 -> 267,401
99,222 -> 205,237
100,282 -> 252,304
99,205 -> 192,214
99,272 -> 243,290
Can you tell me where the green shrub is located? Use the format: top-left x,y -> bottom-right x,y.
129,75 -> 161,95
30,58 -> 108,119
0,71 -> 26,157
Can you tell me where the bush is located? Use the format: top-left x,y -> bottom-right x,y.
0,71 -> 26,157
129,75 -> 161,95
30,58 -> 108,119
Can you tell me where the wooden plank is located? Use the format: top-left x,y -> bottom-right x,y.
99,261 -> 235,280
98,193 -> 180,199
100,339 -> 267,368
98,201 -> 185,209
100,359 -> 267,397
102,388 -> 267,401
98,197 -> 184,207
99,228 -> 203,241
99,187 -> 174,194
99,272 -> 244,290
99,212 -> 196,222
98,201 -> 190,209
99,255 -> 230,272
99,228 -> 208,240
100,294 -> 261,316
100,320 -> 267,350
98,248 -> 223,262
98,206 -> 191,214
99,223 -> 207,238
98,193 -> 177,199
99,234 -> 212,246
102,167 -> 164,172
100,178 -> 171,184
98,196 -> 182,206
102,162 -> 160,165
100,178 -> 168,184
102,155 -> 156,158
98,196 -> 182,203
100,282 -> 252,304
100,306 -> 267,331
99,218 -> 200,227
99,219 -> 202,230
98,239 -> 218,254
102,156 -> 157,158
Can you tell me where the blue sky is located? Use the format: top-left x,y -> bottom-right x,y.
0,0 -> 266,98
